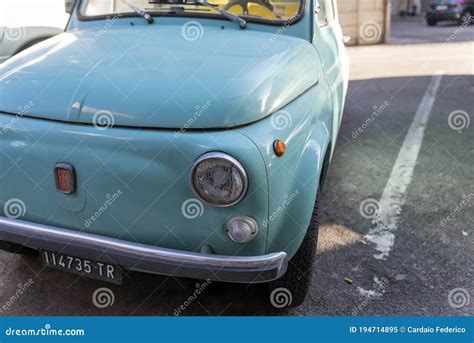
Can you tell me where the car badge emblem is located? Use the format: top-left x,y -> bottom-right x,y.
54,163 -> 76,194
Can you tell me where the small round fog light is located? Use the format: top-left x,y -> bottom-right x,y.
225,216 -> 259,244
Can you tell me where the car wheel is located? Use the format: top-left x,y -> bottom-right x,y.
267,191 -> 319,308
0,241 -> 35,255
427,18 -> 437,26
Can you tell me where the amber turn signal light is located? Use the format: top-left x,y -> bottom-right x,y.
273,140 -> 286,157
54,163 -> 76,194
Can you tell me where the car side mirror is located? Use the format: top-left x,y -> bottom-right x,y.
65,0 -> 75,14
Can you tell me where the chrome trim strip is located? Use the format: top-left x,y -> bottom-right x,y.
0,217 -> 287,283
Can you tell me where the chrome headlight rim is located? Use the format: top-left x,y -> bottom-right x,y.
190,152 -> 248,208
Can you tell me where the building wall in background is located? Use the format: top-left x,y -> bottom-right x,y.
338,0 -> 390,46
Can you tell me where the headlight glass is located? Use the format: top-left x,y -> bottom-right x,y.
191,152 -> 248,207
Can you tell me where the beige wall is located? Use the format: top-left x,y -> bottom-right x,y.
337,0 -> 390,45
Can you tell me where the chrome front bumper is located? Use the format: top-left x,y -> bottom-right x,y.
0,217 -> 287,283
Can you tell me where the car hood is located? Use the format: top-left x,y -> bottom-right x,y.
0,25 -> 319,129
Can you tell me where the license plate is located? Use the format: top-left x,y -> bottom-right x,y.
41,250 -> 122,284
436,5 -> 448,10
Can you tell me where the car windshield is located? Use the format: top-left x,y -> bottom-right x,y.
79,0 -> 304,24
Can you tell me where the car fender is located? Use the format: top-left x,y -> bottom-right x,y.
238,82 -> 333,259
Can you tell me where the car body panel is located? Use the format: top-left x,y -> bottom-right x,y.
0,112 -> 269,256
0,25 -> 319,129
238,84 -> 332,257
313,0 -> 349,155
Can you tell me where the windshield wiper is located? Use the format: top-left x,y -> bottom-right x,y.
120,0 -> 155,24
194,0 -> 247,29
148,0 -> 246,28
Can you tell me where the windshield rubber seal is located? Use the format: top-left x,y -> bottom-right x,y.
75,0 -> 306,27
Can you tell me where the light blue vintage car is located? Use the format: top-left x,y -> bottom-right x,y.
0,0 -> 348,307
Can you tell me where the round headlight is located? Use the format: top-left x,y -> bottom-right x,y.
191,152 -> 248,207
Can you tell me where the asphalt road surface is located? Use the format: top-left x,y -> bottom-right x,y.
389,15 -> 474,44
0,41 -> 473,316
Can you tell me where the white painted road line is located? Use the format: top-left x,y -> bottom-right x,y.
366,73 -> 443,260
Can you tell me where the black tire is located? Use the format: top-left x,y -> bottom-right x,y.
427,18 -> 437,26
267,192 -> 319,308
0,241 -> 35,255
